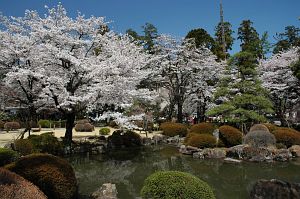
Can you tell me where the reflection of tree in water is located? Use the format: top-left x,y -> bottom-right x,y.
67,146 -> 300,199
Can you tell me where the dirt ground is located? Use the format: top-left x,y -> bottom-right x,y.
0,127 -> 162,147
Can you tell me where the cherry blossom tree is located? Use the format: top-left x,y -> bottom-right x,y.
151,35 -> 224,123
0,4 -> 153,142
259,47 -> 300,126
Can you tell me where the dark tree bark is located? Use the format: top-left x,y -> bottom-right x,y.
65,113 -> 75,144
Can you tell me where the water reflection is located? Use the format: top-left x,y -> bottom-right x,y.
66,145 -> 300,199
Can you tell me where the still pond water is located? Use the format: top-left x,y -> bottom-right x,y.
67,145 -> 300,199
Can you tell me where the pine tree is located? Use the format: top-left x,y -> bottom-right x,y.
238,20 -> 263,59
208,52 -> 273,132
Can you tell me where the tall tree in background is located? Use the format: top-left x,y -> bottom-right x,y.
208,52 -> 273,132
273,26 -> 300,54
213,22 -> 234,60
185,28 -> 215,50
260,31 -> 272,59
238,20 -> 263,59
126,23 -> 158,53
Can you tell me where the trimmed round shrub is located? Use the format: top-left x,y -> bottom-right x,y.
273,128 -> 300,148
160,122 -> 188,137
0,168 -> 47,199
4,122 -> 21,131
263,123 -> 278,133
38,120 -> 51,128
141,171 -> 215,199
107,130 -> 142,148
28,133 -> 63,155
184,132 -> 198,144
74,122 -> 94,132
219,125 -> 243,147
243,130 -> 276,148
187,134 -> 216,148
0,148 -> 18,167
14,139 -> 34,156
99,127 -> 110,135
5,153 -> 77,199
76,119 -> 90,124
190,122 -> 216,135
249,124 -> 270,133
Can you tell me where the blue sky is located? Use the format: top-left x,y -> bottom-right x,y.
0,0 -> 299,54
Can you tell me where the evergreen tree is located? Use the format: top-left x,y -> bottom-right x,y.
238,20 -> 263,58
273,25 -> 300,54
208,52 -> 273,132
213,22 -> 234,60
260,31 -> 272,59
185,28 -> 215,50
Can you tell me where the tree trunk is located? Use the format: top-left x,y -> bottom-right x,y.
177,102 -> 183,123
65,113 -> 75,143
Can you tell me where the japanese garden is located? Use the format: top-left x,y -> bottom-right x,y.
0,1 -> 300,199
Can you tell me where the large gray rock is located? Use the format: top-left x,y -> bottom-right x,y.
91,183 -> 118,199
250,179 -> 300,199
193,148 -> 226,159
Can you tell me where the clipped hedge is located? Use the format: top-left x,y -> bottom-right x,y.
38,120 -> 51,128
99,127 -> 110,135
190,122 -> 216,135
5,153 -> 77,199
74,123 -> 94,132
4,122 -> 20,131
0,168 -> 47,199
107,130 -> 142,148
28,133 -> 63,155
14,139 -> 34,156
243,130 -> 276,148
263,123 -> 278,133
0,148 -> 18,167
273,128 -> 300,148
219,125 -> 243,147
76,119 -> 90,124
187,134 -> 216,148
141,171 -> 215,199
160,122 -> 188,137
249,124 -> 270,133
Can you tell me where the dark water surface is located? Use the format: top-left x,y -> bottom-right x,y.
66,145 -> 300,199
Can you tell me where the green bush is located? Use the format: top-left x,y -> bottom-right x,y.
14,139 -> 34,156
190,122 -> 216,135
273,128 -> 300,148
99,127 -> 110,135
38,120 -> 51,128
5,153 -> 77,199
108,130 -> 142,148
243,130 -> 276,148
4,122 -> 21,131
0,148 -> 18,167
249,124 -> 270,133
219,125 -> 243,147
76,119 -> 90,124
28,133 -> 63,155
160,122 -> 188,137
0,168 -> 47,199
141,171 -> 215,199
187,134 -> 216,148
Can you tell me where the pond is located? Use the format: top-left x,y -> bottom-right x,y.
67,145 -> 300,199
